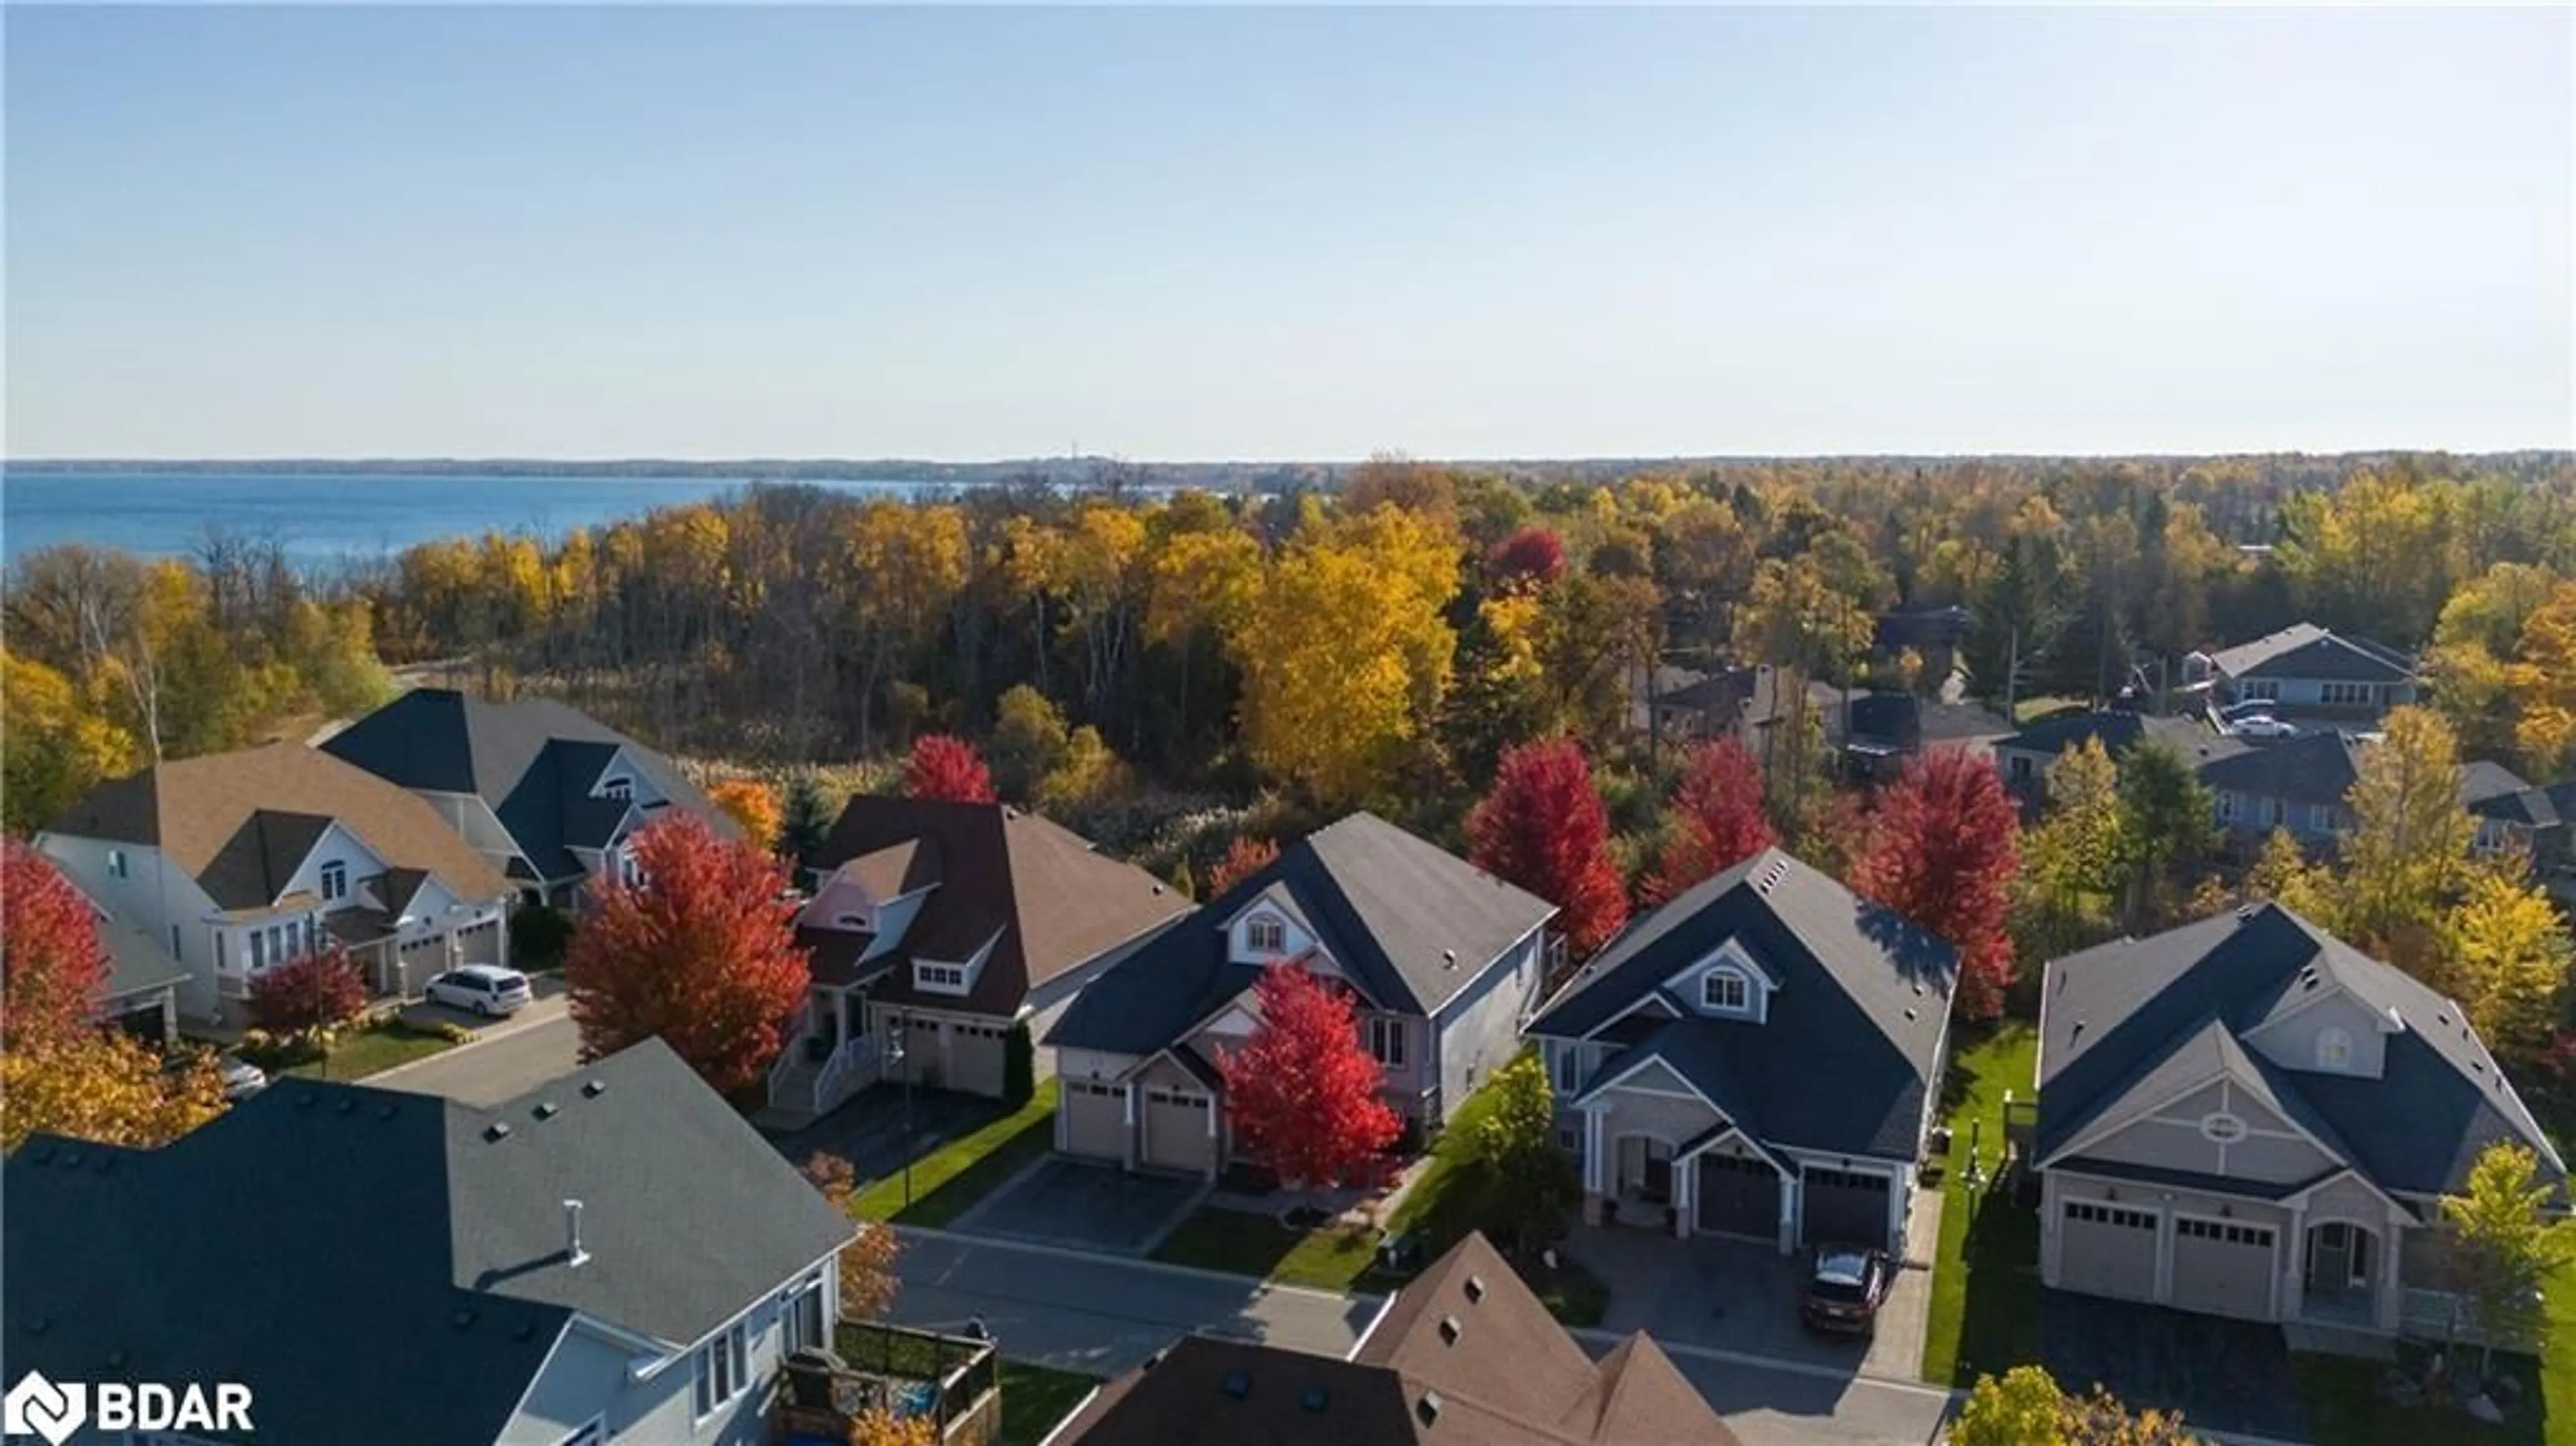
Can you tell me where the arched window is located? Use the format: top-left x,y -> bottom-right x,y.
1702,967 -> 1750,1013
1246,915 -> 1287,954
2316,1027 -> 2353,1071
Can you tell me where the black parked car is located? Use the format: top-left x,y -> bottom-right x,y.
1801,1243 -> 1892,1335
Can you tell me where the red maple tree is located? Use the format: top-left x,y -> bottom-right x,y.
1466,739 -> 1629,957
567,814 -> 811,1094
1855,748 -> 2021,1019
1487,526 -> 1568,590
1205,835 -> 1281,895
248,944 -> 368,1035
3,840 -> 111,1052
1216,964 -> 1399,1202
1644,738 -> 1776,904
904,734 -> 997,803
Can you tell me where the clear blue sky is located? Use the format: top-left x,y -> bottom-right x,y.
7,5 -> 2569,461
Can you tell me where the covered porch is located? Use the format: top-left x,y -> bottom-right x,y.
769,979 -> 888,1123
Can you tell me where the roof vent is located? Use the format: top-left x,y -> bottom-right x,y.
1464,1274 -> 1485,1303
93,1154 -> 115,1174
1904,1008 -> 1918,1023
484,1122 -> 512,1142
1222,1371 -> 1252,1400
58,1150 -> 79,1168
294,1093 -> 317,1109
2070,1020 -> 2087,1045
534,1101 -> 560,1121
22,1315 -> 46,1336
378,1103 -> 399,1120
1417,1391 -> 1444,1426
1438,1315 -> 1462,1345
1443,949 -> 1458,969
2236,905 -> 2255,922
1301,1386 -> 1330,1413
105,1349 -> 125,1370
1143,1349 -> 1166,1371
451,1309 -> 477,1329
514,1321 -> 539,1343
582,1079 -> 608,1098
565,1200 -> 591,1268
335,1097 -> 356,1113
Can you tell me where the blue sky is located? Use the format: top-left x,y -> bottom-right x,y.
7,6 -> 2569,460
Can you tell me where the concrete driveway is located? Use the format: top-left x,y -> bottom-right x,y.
953,1158 -> 1207,1255
772,1083 -> 1006,1187
2040,1290 -> 2304,1440
1568,1205 -> 1935,1384
373,994 -> 582,1105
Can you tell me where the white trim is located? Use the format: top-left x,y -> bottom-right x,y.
1578,989 -> 1685,1041
1676,1123 -> 1792,1179
1033,1386 -> 1105,1446
490,1316 -> 580,1433
2042,1059 -> 2350,1174
1574,1052 -> 1725,1114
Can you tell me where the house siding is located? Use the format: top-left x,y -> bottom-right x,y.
2070,1078 -> 2338,1186
497,1286 -> 812,1446
1430,929 -> 1544,1128
2243,993 -> 2391,1078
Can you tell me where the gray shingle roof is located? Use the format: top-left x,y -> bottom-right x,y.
1531,849 -> 1955,1160
1045,813 -> 1556,1055
3,1039 -> 851,1446
2196,732 -> 2364,808
2206,624 -> 2416,683
321,689 -> 735,885
2038,904 -> 2561,1199
1997,711 -> 2226,763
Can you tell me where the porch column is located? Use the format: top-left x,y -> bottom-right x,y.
2377,1207 -> 2406,1332
1776,1169 -> 1799,1256
1122,1083 -> 1139,1172
1673,1157 -> 1693,1239
1887,1164 -> 1911,1257
1581,1107 -> 1606,1224
2284,1203 -> 2308,1320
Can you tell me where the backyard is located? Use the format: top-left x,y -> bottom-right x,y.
1920,1022 -> 2044,1385
851,1080 -> 1060,1227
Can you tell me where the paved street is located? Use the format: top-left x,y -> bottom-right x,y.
889,1228 -> 1954,1445
374,998 -> 582,1106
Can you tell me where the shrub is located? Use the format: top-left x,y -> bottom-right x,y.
510,905 -> 577,972
248,946 -> 368,1036
1002,1023 -> 1035,1109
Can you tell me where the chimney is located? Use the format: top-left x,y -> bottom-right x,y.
565,1200 -> 591,1268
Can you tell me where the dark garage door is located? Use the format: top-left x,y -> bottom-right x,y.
1803,1166 -> 1892,1250
1696,1153 -> 1779,1239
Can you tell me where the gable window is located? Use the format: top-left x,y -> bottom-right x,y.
600,775 -> 634,801
1547,1040 -> 1589,1093
1246,914 -> 1287,954
1366,1016 -> 1407,1068
1702,968 -> 1750,1014
319,860 -> 349,903
2316,1027 -> 2353,1072
692,1319 -> 750,1422
107,848 -> 129,879
915,961 -> 970,995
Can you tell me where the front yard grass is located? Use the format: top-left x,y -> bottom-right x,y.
998,1361 -> 1101,1446
281,1019 -> 456,1080
1920,1021 -> 2044,1386
2291,1250 -> 2576,1446
1150,1204 -> 1388,1292
853,1080 -> 1059,1227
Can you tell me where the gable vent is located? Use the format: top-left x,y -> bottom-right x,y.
1754,859 -> 1790,895
1438,1315 -> 1462,1345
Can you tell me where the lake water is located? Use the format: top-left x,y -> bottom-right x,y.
0,470 -> 951,565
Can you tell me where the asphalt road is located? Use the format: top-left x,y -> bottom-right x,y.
374,999 -> 584,1106
889,1229 -> 1955,1445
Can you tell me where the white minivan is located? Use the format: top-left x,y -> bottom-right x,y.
425,964 -> 534,1017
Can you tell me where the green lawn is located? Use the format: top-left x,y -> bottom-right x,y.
2291,1252 -> 2576,1446
852,1081 -> 1058,1227
282,1021 -> 455,1080
1151,1204 -> 1389,1292
1920,1023 -> 2045,1386
999,1361 -> 1102,1446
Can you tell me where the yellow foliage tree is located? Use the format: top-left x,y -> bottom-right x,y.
2337,708 -> 2475,968
2511,580 -> 2576,776
2,649 -> 139,834
3,1032 -> 226,1153
2447,868 -> 2574,1063
709,779 -> 784,854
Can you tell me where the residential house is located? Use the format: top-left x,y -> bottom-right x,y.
1044,1231 -> 1739,1446
2035,905 -> 2565,1333
770,796 -> 1192,1121
1990,710 -> 2243,812
2461,761 -> 2561,861
1873,604 -> 1974,683
1644,666 -> 1754,747
1044,813 -> 1558,1178
2186,623 -> 2420,726
321,688 -> 736,909
87,883 -> 191,1046
3,1039 -> 855,1446
2199,736 -> 2548,858
1525,849 -> 1955,1254
39,742 -> 516,1029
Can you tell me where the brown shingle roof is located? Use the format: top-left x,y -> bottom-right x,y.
48,743 -> 511,909
811,797 -> 1189,1017
1057,1233 -> 1738,1446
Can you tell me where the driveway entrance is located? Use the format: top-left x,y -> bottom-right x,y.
953,1157 -> 1208,1256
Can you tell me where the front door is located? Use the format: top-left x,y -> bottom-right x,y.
2307,1222 -> 2369,1294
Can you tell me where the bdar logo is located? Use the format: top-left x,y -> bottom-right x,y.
2,1371 -> 85,1446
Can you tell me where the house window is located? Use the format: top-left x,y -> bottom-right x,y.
169,924 -> 183,962
1246,915 -> 1286,954
601,776 -> 634,800
915,961 -> 969,994
2216,791 -> 2241,823
1558,1123 -> 1584,1159
2309,803 -> 2334,833
107,848 -> 129,879
783,1274 -> 826,1353
250,929 -> 267,972
1702,968 -> 1750,1013
2008,754 -> 2034,781
693,1319 -> 750,1422
2316,1027 -> 2353,1072
2240,679 -> 2279,702
320,860 -> 349,903
2260,797 -> 2283,828
617,849 -> 644,887
1366,1017 -> 1407,1068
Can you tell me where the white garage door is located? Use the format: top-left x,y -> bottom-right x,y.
2060,1201 -> 2159,1302
945,1020 -> 1008,1098
1061,1080 -> 1127,1163
455,919 -> 503,965
2171,1217 -> 2277,1320
1142,1088 -> 1215,1176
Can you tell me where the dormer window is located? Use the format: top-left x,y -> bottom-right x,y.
319,860 -> 349,903
914,961 -> 970,995
2316,1026 -> 2353,1072
1702,968 -> 1750,1014
1246,915 -> 1287,955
